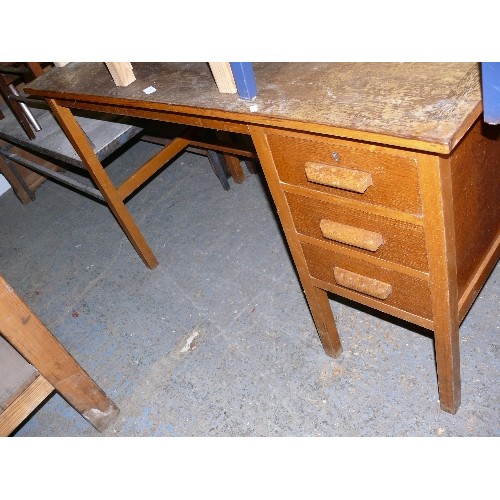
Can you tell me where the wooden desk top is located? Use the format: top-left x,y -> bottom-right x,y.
26,62 -> 482,154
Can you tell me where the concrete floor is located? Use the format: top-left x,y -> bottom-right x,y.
0,138 -> 498,437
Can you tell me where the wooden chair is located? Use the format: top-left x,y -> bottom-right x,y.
0,274 -> 119,436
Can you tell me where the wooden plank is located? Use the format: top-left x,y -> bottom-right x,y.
140,133 -> 257,158
0,375 -> 54,436
105,62 -> 136,87
208,63 -> 237,94
0,275 -> 119,431
117,135 -> 191,200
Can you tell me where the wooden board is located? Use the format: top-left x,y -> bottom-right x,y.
208,63 -> 237,93
0,374 -> 53,436
25,62 -> 482,153
105,63 -> 136,87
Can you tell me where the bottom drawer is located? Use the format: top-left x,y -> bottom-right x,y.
302,242 -> 433,320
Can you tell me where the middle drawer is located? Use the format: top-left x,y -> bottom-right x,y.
286,191 -> 428,272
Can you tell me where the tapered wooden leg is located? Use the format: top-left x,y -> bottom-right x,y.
207,150 -> 230,190
223,153 -> 245,183
215,131 -> 246,183
0,275 -> 119,431
47,99 -> 159,269
250,126 -> 342,357
306,286 -> 343,357
243,159 -> 257,175
418,154 -> 461,413
433,321 -> 461,413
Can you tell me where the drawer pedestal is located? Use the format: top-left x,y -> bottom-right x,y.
251,119 -> 500,414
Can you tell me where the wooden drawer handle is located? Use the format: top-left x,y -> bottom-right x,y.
333,267 -> 392,300
304,162 -> 373,193
320,219 -> 384,252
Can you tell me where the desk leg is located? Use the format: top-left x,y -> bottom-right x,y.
250,127 -> 342,357
215,131 -> 246,183
0,275 -> 119,431
46,99 -> 159,269
419,155 -> 461,414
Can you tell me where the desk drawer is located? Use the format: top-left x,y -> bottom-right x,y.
286,192 -> 428,272
302,242 -> 433,320
267,133 -> 421,215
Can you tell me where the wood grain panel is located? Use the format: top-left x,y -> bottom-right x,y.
286,191 -> 428,271
302,242 -> 433,320
450,118 -> 500,312
267,132 -> 422,215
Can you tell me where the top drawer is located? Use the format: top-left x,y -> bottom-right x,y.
266,133 -> 422,216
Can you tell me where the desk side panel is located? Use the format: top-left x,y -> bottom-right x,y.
450,118 -> 500,320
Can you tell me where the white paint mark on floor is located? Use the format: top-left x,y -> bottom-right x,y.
180,331 -> 200,353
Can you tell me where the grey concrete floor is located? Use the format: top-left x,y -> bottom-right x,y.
0,138 -> 498,437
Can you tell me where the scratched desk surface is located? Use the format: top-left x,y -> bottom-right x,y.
26,62 -> 482,153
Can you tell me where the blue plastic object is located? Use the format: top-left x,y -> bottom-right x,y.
229,62 -> 257,100
481,62 -> 500,125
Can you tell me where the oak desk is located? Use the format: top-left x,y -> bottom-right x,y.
26,63 -> 500,414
